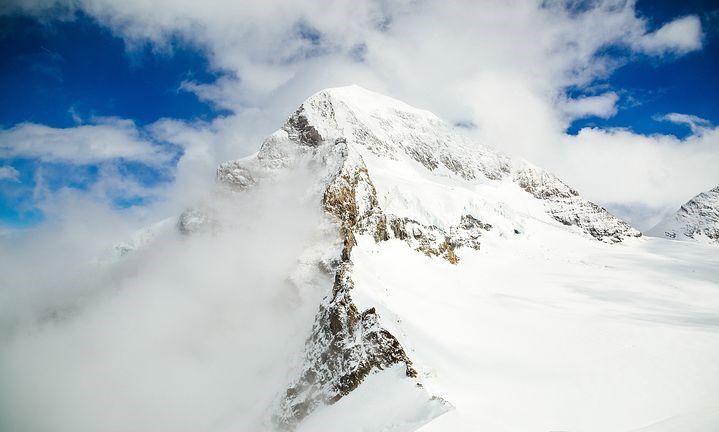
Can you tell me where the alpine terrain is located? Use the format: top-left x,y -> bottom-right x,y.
4,86 -> 718,432
173,86 -> 719,431
648,185 -> 719,245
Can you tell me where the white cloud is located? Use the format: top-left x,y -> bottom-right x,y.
0,118 -> 173,165
657,112 -> 712,133
0,155 -> 336,431
560,92 -> 619,121
0,165 -> 20,181
634,15 -> 703,55
553,126 -> 719,230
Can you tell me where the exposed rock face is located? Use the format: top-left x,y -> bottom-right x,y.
384,215 -> 491,264
271,148 -> 426,428
649,185 -> 719,244
275,263 -> 417,427
285,105 -> 325,147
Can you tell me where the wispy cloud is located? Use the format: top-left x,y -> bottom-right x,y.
0,165 -> 20,181
655,112 -> 712,134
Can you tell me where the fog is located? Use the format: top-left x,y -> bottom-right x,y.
0,155 -> 340,431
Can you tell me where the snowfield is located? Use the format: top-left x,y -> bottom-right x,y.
348,230 -> 719,432
1,86 -> 717,432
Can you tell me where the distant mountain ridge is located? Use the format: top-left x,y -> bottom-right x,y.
648,185 -> 719,244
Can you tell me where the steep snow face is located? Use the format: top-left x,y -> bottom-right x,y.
648,185 -> 719,244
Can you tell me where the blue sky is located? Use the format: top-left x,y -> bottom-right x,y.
0,12 -> 220,226
0,13 -> 224,128
0,0 -> 718,230
568,0 -> 719,137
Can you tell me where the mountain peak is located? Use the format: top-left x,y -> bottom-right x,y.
213,87 -> 639,244
648,185 -> 719,244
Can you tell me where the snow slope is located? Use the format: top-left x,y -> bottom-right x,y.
350,227 -> 719,432
648,185 -> 719,245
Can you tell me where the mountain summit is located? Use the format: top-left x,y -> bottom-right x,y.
212,85 -> 639,244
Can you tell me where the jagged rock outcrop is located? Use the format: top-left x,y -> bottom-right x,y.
275,263 -> 417,427
648,185 -> 719,244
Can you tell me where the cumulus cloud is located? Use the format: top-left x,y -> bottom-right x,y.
0,1 -> 715,225
0,0 -> 715,233
0,165 -> 20,181
634,15 -> 703,55
557,126 -> 719,230
2,0 -> 714,230
0,118 -> 174,165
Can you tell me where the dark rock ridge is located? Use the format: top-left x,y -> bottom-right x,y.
274,148 -> 467,428
285,105 -> 325,147
274,263 -> 417,427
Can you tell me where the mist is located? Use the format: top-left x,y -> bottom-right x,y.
0,154 -> 341,431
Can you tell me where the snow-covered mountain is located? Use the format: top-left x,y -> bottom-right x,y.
197,86 -> 645,428
212,85 -> 639,247
648,185 -> 719,245
19,86 -> 717,432
172,86 -> 718,431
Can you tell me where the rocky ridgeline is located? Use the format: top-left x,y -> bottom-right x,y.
274,262 -> 418,426
275,116 -> 485,427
